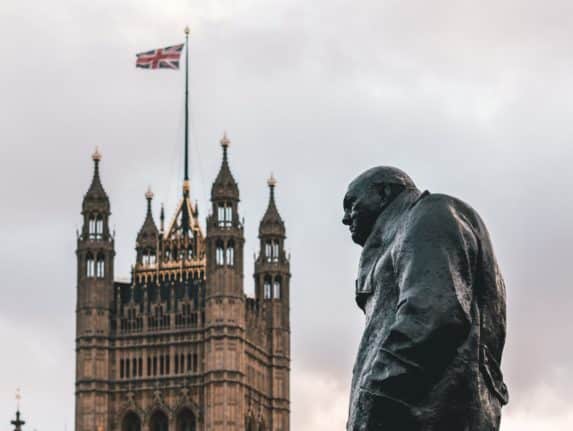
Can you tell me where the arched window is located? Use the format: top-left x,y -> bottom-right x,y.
273,277 -> 281,299
217,202 -> 233,227
86,253 -> 95,278
149,252 -> 156,265
226,241 -> 235,266
96,254 -> 105,278
177,408 -> 196,431
149,410 -> 169,431
272,240 -> 280,262
88,216 -> 96,238
216,240 -> 224,266
263,276 -> 272,299
95,215 -> 104,239
164,249 -> 171,261
265,241 -> 272,262
187,245 -> 193,260
122,411 -> 141,431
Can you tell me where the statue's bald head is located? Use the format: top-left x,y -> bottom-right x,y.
343,166 -> 417,245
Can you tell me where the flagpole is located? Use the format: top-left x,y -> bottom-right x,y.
184,26 -> 190,189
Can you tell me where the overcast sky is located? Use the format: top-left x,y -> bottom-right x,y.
1,0 -> 573,429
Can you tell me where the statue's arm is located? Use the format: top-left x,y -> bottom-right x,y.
360,201 -> 477,421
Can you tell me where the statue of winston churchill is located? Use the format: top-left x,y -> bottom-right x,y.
342,166 -> 508,431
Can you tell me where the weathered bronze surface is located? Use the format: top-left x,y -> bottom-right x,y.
343,166 -> 508,431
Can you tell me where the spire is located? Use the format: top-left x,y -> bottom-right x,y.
160,203 -> 165,233
259,173 -> 285,237
83,147 -> 110,213
137,187 -> 159,243
11,388 -> 25,431
211,132 -> 239,201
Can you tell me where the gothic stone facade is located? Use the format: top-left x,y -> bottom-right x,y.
75,138 -> 290,431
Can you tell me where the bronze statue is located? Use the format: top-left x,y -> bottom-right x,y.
342,166 -> 508,431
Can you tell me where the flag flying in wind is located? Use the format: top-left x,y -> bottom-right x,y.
136,44 -> 184,69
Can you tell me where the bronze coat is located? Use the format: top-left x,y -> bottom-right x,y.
347,189 -> 508,431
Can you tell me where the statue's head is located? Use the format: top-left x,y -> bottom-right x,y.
342,166 -> 416,246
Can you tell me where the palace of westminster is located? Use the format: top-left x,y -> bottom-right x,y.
73,134 -> 291,431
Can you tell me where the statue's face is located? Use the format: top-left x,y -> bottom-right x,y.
342,180 -> 382,246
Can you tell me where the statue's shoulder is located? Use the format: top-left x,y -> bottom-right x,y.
406,192 -> 484,237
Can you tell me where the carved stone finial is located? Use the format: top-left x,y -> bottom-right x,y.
220,132 -> 230,148
92,146 -> 102,162
145,186 -> 154,200
267,172 -> 277,187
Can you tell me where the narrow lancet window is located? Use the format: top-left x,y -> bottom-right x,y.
226,241 -> 235,266
96,254 -> 105,278
216,240 -> 225,266
264,276 -> 272,299
95,215 -> 103,239
86,253 -> 95,278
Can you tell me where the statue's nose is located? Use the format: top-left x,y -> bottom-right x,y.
342,212 -> 351,225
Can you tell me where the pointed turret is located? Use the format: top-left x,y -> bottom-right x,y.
259,173 -> 285,238
136,188 -> 159,266
254,174 -> 289,300
80,148 -> 111,241
211,132 -> 239,202
82,147 -> 110,215
137,187 -> 159,242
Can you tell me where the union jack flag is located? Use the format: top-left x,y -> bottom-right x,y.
136,44 -> 184,69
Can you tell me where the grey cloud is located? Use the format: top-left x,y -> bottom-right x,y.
1,0 -> 572,429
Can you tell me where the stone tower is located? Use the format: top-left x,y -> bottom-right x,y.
74,135 -> 291,431
253,175 -> 290,431
75,148 -> 115,430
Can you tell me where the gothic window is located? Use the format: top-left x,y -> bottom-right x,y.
95,215 -> 104,239
96,254 -> 105,278
216,240 -> 224,266
122,411 -> 141,431
88,216 -> 96,238
265,241 -> 272,262
120,359 -> 124,379
226,240 -> 235,266
264,276 -> 272,299
147,357 -> 151,377
217,202 -> 233,227
165,249 -> 171,261
272,240 -> 280,262
149,410 -> 169,431
126,358 -> 130,378
177,408 -> 196,431
149,252 -> 156,265
173,247 -> 178,261
86,253 -> 95,278
187,245 -> 193,260
274,277 -> 282,299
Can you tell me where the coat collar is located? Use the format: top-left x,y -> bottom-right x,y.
355,188 -> 425,310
